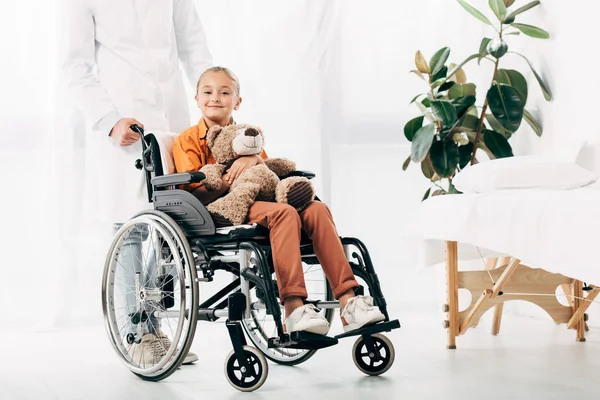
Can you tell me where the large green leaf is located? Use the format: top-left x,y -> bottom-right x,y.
478,37 -> 492,64
495,69 -> 528,105
404,115 -> 425,141
422,187 -> 432,201
511,23 -> 550,39
456,0 -> 493,25
487,83 -> 524,132
505,1 -> 540,23
453,95 -> 477,117
430,47 -> 451,76
479,38 -> 492,57
523,109 -> 543,137
448,181 -> 462,194
459,114 -> 481,131
486,113 -> 513,138
415,102 -> 435,123
439,81 -> 456,93
430,140 -> 460,178
431,100 -> 459,127
484,129 -> 514,158
411,124 -> 437,162
459,142 -> 475,168
449,83 -> 477,100
432,66 -> 449,83
421,153 -> 436,179
509,52 -> 552,101
402,155 -> 412,171
410,93 -> 425,104
489,0 -> 507,20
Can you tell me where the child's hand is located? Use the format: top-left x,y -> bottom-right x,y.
225,155 -> 262,184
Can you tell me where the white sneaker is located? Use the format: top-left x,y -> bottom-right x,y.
283,304 -> 330,335
129,333 -> 167,367
341,296 -> 385,333
155,329 -> 199,365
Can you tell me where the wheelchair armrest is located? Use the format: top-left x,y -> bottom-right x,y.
282,170 -> 315,180
151,172 -> 205,188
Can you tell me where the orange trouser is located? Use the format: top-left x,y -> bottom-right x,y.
246,201 -> 359,304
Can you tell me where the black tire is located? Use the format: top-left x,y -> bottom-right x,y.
224,346 -> 269,392
352,333 -> 395,376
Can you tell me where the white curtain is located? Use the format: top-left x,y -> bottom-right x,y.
2,0 -> 581,330
1,0 -> 343,330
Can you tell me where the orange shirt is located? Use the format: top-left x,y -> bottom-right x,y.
173,118 -> 267,191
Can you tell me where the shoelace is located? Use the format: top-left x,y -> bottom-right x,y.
155,333 -> 171,351
343,296 -> 374,316
303,304 -> 322,318
145,337 -> 167,360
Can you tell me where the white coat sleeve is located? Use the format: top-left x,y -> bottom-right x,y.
61,0 -> 121,133
173,0 -> 214,88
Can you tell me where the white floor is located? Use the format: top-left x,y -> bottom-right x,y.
3,149 -> 600,399
3,305 -> 599,400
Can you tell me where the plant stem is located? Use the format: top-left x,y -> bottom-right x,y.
470,24 -> 503,165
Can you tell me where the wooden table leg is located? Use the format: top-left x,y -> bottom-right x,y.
573,280 -> 586,342
484,257 -> 504,336
446,241 -> 459,349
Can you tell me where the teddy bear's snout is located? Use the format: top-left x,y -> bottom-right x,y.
245,128 -> 259,137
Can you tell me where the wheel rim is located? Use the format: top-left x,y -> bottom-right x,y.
102,214 -> 196,377
242,262 -> 333,363
353,334 -> 394,375
225,347 -> 267,390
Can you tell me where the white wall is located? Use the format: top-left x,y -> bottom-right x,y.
2,0 -> 599,331
327,0 -> 600,323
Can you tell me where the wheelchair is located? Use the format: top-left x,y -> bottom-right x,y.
101,125 -> 401,392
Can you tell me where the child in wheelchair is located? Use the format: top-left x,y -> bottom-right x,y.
173,66 -> 386,335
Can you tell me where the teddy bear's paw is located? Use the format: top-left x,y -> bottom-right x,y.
264,158 -> 297,178
276,177 -> 315,211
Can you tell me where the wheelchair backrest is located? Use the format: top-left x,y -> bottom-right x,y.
142,132 -> 217,236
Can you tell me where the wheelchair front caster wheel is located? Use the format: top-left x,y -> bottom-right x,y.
224,346 -> 268,392
352,333 -> 395,376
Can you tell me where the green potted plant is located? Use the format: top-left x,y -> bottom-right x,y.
403,0 -> 552,199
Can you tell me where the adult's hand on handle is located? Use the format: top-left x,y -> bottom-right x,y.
110,118 -> 144,146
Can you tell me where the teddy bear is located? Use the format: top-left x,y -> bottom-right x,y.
198,124 -> 316,227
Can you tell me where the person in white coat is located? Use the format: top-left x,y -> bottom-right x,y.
61,0 -> 213,365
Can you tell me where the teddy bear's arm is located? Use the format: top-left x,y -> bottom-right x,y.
263,158 -> 297,178
199,164 -> 226,190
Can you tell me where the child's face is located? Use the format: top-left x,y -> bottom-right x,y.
195,71 -> 241,124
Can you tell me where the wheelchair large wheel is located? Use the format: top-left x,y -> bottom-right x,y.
102,210 -> 199,381
242,263 -> 334,366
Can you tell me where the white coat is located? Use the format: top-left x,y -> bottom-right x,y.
62,0 -> 213,225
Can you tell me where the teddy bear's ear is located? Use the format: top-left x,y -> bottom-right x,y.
206,125 -> 222,148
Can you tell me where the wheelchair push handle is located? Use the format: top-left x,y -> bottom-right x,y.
132,124 -> 153,172
130,124 -> 145,140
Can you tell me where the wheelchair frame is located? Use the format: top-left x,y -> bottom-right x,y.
104,126 -> 401,391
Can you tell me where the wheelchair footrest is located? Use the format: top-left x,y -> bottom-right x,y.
334,319 -> 401,340
268,331 -> 339,350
